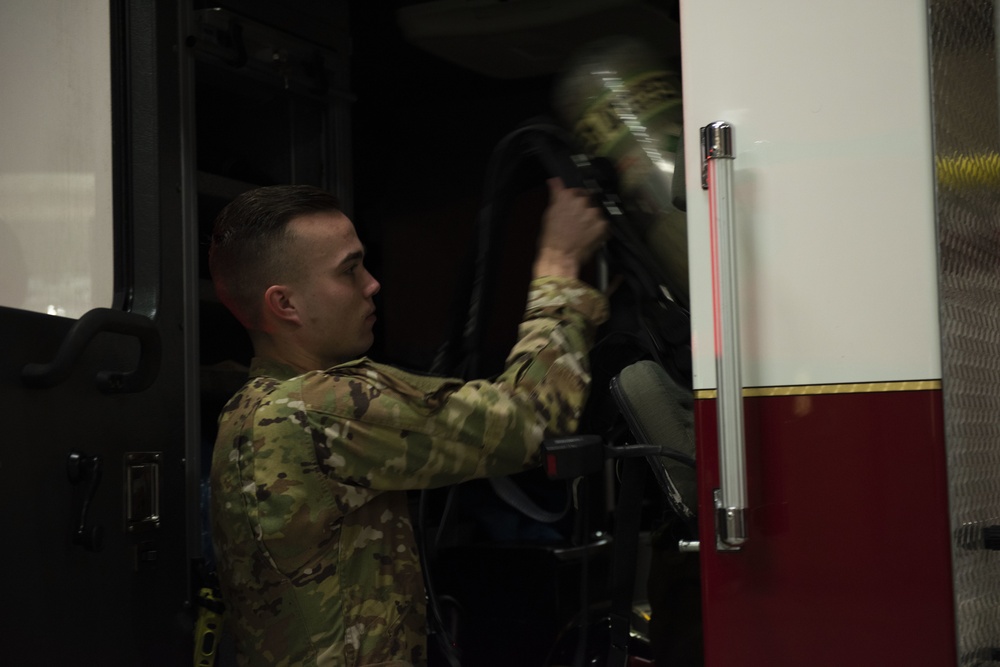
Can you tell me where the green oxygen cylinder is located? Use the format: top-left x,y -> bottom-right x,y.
553,36 -> 688,309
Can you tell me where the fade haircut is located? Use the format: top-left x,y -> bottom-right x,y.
209,184 -> 343,330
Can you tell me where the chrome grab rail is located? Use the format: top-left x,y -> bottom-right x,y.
702,121 -> 747,549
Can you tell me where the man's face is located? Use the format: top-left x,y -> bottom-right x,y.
285,211 -> 380,368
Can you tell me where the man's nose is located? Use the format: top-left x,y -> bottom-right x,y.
365,269 -> 381,298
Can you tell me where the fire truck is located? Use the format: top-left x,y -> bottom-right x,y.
2,1 -> 998,665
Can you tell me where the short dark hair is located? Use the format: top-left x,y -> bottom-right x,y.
209,184 -> 342,329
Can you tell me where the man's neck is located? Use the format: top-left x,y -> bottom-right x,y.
251,334 -> 323,374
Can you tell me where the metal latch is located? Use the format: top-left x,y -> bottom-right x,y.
126,452 -> 161,533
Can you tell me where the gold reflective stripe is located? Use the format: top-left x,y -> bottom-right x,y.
693,379 -> 942,400
937,153 -> 1000,189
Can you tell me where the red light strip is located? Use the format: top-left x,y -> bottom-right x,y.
707,161 -> 723,360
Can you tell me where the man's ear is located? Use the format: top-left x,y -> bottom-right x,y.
262,284 -> 301,326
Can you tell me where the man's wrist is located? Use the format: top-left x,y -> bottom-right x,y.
532,250 -> 580,280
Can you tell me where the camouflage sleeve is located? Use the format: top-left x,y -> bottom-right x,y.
293,275 -> 609,490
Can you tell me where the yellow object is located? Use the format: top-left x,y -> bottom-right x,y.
194,587 -> 223,667
937,153 -> 1000,189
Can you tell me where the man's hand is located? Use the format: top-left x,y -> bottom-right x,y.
532,178 -> 610,280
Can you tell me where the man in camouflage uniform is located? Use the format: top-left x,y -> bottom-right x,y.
208,181 -> 608,666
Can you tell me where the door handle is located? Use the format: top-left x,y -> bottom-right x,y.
21,308 -> 161,393
702,121 -> 748,549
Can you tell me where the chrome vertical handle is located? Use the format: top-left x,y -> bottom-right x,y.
702,121 -> 748,549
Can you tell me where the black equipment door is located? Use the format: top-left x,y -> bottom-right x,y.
0,2 -> 193,664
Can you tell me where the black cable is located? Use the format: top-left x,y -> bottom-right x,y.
606,457 -> 647,667
432,120 -> 586,380
416,491 -> 462,667
424,119 -> 666,667
572,477 -> 590,667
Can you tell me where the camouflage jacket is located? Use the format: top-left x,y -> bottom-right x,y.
211,276 -> 608,666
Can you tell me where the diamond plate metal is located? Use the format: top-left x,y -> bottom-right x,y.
931,0 -> 1000,663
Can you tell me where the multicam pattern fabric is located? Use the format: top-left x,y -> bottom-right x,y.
211,276 -> 608,666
